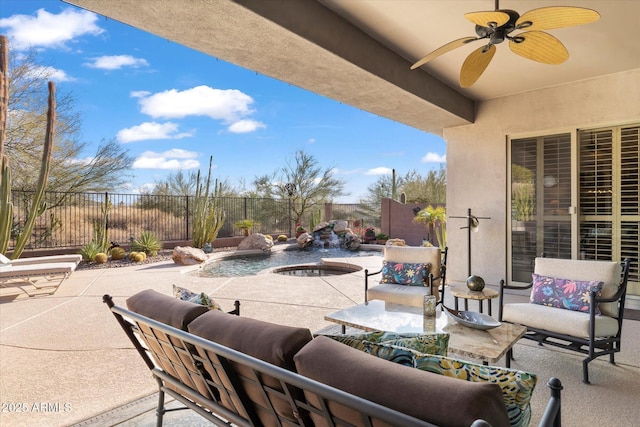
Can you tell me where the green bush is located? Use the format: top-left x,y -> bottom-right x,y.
131,231 -> 162,256
79,241 -> 101,262
277,234 -> 288,242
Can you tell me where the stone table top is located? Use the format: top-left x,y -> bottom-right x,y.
448,285 -> 500,300
324,300 -> 526,364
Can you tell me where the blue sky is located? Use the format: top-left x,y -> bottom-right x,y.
0,0 -> 446,202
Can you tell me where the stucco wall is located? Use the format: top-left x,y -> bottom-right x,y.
443,69 -> 640,289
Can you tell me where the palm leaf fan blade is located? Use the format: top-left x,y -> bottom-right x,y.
509,31 -> 568,65
464,11 -> 510,27
460,44 -> 496,87
411,37 -> 477,69
516,7 -> 600,31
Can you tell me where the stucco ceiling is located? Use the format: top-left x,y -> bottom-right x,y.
64,0 -> 640,136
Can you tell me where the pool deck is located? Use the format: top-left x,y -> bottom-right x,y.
1,244 -> 639,426
0,246 -> 384,427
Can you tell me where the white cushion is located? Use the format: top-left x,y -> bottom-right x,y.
534,258 -> 621,317
502,303 -> 619,339
367,284 -> 432,308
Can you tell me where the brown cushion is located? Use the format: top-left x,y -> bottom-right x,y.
125,289 -> 212,401
188,310 -> 313,426
188,309 -> 312,370
126,289 -> 208,330
294,336 -> 510,427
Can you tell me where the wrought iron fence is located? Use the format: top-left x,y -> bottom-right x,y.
7,190 -> 380,250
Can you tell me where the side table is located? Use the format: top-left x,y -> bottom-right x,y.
448,285 -> 500,315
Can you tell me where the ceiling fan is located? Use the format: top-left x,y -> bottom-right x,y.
410,0 -> 600,87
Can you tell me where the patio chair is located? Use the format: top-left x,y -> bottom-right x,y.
499,256 -> 631,384
0,254 -> 78,296
364,246 -> 447,308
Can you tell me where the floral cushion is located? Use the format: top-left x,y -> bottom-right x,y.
361,342 -> 537,427
173,285 -> 222,311
530,274 -> 603,314
379,261 -> 427,286
322,331 -> 449,356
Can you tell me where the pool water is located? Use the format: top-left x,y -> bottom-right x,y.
199,247 -> 375,277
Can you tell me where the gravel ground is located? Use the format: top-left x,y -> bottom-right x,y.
76,247 -> 236,270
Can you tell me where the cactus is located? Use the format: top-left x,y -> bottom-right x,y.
93,253 -> 108,264
192,156 -> 225,248
110,247 -> 126,260
0,36 -> 56,258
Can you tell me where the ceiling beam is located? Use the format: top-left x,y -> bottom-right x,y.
65,0 -> 476,135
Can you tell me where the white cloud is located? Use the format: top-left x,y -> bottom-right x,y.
26,65 -> 75,82
130,90 -> 151,98
0,8 -> 103,50
421,152 -> 446,163
117,121 -> 193,143
308,138 -> 316,144
137,85 -> 255,122
85,55 -> 149,70
66,157 -> 94,166
132,150 -> 201,170
365,167 -> 393,176
227,119 -> 266,133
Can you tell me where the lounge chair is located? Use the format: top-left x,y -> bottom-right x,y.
0,253 -> 78,296
7,254 -> 82,267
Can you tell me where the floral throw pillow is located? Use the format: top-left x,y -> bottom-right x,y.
322,331 -> 449,356
362,342 -> 537,427
380,261 -> 427,286
530,274 -> 603,314
173,285 -> 222,311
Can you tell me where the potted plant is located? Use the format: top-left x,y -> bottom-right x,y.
375,233 -> 389,245
363,227 -> 376,244
295,223 -> 306,238
235,219 -> 257,237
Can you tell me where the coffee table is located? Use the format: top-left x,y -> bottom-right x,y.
324,300 -> 526,367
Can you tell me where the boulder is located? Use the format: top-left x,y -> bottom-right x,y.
237,234 -> 274,252
312,222 -> 330,233
172,246 -> 207,265
344,232 -> 361,251
331,220 -> 348,233
297,232 -> 314,249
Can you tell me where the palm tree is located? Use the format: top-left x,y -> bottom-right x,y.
413,205 -> 446,247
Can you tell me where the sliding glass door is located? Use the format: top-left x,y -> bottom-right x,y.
509,125 -> 639,296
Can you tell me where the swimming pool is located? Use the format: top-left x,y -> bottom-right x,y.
199,246 -> 377,277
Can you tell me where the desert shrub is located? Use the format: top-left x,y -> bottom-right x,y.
79,241 -> 101,261
131,231 -> 162,256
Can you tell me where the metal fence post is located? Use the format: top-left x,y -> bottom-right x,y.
185,195 -> 190,242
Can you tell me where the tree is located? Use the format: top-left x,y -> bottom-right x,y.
362,172 -> 407,204
401,166 -> 446,204
148,170 -> 238,197
253,150 -> 346,224
5,47 -> 132,194
363,166 -> 446,205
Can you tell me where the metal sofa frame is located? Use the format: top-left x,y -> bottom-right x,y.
104,294 -> 562,427
499,258 -> 631,384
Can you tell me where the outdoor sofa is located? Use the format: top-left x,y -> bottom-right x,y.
105,289 -> 562,427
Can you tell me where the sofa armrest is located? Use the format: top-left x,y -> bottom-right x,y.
498,279 -> 533,321
364,268 -> 382,303
538,378 -> 563,427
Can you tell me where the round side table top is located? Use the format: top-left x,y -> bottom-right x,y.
448,286 -> 499,300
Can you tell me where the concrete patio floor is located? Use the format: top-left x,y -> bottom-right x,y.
1,248 -> 638,426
